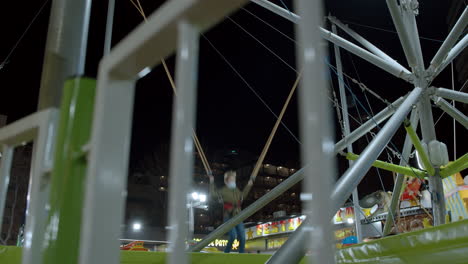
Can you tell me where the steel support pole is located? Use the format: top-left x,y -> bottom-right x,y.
295,0 -> 335,262
190,97 -> 405,253
435,34 -> 468,78
42,78 -> 96,264
386,0 -> 418,68
328,16 -> 409,73
320,28 -> 412,81
38,0 -> 92,110
401,2 -> 425,72
383,108 -> 418,235
0,146 -> 14,231
418,92 -> 446,225
267,87 -> 423,264
433,97 -> 468,130
166,21 -> 199,264
104,0 -> 116,55
334,96 -> 405,153
434,87 -> 468,104
332,24 -> 362,243
429,6 -> 468,73
188,202 -> 194,242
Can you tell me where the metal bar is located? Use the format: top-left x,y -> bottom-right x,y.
331,87 -> 422,210
434,87 -> 468,104
320,27 -> 412,82
433,97 -> 468,130
429,6 -> 468,73
328,16 -> 410,74
100,0 -> 248,78
401,2 -> 425,72
385,0 -> 417,68
383,108 -> 418,236
0,145 -> 14,231
435,34 -> 468,78
345,152 -> 425,178
417,91 -> 446,226
404,120 -> 435,176
250,0 -> 299,24
104,0 -> 116,55
166,21 -> 199,264
332,24 -> 362,243
79,77 -> 135,264
38,0 -> 92,110
21,109 -> 59,264
295,0 -> 335,262
267,87 -> 423,263
42,78 -> 96,264
440,153 -> 468,178
0,109 -> 58,264
334,96 -> 405,153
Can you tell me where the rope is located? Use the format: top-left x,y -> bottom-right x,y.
330,76 -> 346,137
339,19 -> 444,43
0,0 -> 50,70
250,72 -> 302,182
227,14 -> 365,129
240,7 -> 396,107
226,16 -> 297,73
128,0 -> 213,176
201,34 -> 302,145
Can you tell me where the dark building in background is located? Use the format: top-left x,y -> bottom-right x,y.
0,115 -> 32,245
127,147 -> 302,239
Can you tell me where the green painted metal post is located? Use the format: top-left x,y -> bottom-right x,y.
42,77 -> 95,264
404,120 -> 435,176
345,153 -> 426,179
440,153 -> 468,178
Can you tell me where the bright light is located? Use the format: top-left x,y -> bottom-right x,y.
133,222 -> 142,231
138,67 -> 151,78
199,194 -> 207,202
191,192 -> 199,200
347,218 -> 354,224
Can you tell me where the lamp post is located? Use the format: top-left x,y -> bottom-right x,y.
188,192 -> 208,242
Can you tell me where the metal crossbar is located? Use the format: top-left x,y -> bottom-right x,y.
0,109 -> 58,264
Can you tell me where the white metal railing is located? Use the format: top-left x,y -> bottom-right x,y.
0,109 -> 58,264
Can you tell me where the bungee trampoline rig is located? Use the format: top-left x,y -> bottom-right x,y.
0,0 -> 468,264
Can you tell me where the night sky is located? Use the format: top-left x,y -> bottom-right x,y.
0,0 -> 466,195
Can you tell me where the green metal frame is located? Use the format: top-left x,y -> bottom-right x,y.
41,77 -> 96,264
440,153 -> 468,178
404,120 -> 435,176
345,153 -> 426,179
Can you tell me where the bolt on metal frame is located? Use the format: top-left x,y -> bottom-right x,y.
0,109 -> 59,264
